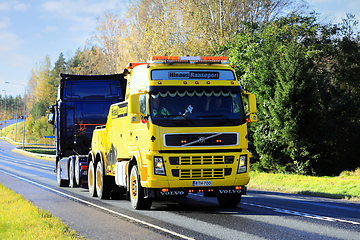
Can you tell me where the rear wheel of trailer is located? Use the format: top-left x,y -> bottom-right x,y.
57,162 -> 69,187
88,160 -> 97,197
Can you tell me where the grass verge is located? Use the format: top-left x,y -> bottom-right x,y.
248,170 -> 360,202
0,184 -> 83,239
26,149 -> 56,155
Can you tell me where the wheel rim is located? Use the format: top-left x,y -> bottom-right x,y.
89,163 -> 94,189
96,163 -> 102,192
131,174 -> 137,203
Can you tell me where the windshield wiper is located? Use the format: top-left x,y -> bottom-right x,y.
160,114 -> 195,124
199,114 -> 237,125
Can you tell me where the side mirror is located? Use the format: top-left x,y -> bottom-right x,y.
49,105 -> 55,113
48,112 -> 55,125
48,105 -> 55,125
247,93 -> 257,114
129,94 -> 140,123
243,91 -> 258,123
129,94 -> 140,114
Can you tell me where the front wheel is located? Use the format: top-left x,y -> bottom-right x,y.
130,165 -> 152,210
88,161 -> 97,197
217,195 -> 241,207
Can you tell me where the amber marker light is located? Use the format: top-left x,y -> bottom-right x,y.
195,81 -> 199,84
183,81 -> 187,84
158,81 -> 162,84
206,81 -> 210,84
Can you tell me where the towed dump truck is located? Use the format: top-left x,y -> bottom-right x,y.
48,73 -> 126,188
88,56 -> 257,209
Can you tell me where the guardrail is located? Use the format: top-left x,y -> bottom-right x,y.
0,136 -> 55,147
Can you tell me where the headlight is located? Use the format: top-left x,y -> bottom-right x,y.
237,155 -> 247,173
154,157 -> 166,175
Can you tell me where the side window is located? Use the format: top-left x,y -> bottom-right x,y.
139,94 -> 147,118
232,95 -> 240,113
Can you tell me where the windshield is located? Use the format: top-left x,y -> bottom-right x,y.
149,90 -> 246,127
64,80 -> 121,99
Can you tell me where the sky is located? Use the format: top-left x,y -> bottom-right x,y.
1,0 -> 360,97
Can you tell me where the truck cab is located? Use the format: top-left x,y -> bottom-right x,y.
88,56 -> 257,209
49,73 -> 126,187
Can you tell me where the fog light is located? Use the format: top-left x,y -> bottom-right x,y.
225,156 -> 234,164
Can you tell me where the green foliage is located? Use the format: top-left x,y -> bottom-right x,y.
0,184 -> 82,239
248,171 -> 360,201
25,115 -> 54,143
30,100 -> 47,120
227,14 -> 360,176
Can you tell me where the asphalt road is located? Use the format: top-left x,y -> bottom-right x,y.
0,139 -> 359,239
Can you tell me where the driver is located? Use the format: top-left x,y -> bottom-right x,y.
205,97 -> 225,112
152,97 -> 170,116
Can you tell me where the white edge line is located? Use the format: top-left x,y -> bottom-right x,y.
242,202 -> 360,225
0,169 -> 195,240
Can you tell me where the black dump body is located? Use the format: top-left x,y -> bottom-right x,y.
53,73 -> 126,161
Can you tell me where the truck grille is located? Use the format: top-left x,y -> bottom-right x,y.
164,133 -> 238,147
172,168 -> 232,179
178,155 -> 224,165
180,168 -> 224,179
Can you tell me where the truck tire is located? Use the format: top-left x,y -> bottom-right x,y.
69,158 -> 78,188
57,162 -> 69,187
96,161 -> 111,199
217,195 -> 241,208
88,161 -> 97,197
130,165 -> 152,210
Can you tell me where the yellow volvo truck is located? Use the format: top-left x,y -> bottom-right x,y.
88,56 -> 257,209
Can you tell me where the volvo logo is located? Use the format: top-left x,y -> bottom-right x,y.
219,189 -> 242,194
198,137 -> 206,143
160,191 -> 185,196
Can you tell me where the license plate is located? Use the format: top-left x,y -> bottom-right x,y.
193,181 -> 212,186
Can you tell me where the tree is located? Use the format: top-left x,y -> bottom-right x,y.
90,12 -> 129,73
227,14 -> 360,175
49,53 -> 67,104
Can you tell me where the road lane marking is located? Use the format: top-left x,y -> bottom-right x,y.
243,202 -> 360,225
0,169 -> 195,240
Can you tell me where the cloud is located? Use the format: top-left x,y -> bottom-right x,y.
0,1 -> 12,11
14,3 -> 31,12
0,1 -> 30,12
0,31 -> 24,52
0,17 -> 10,29
41,0 -> 119,16
40,0 -> 125,32
41,26 -> 57,33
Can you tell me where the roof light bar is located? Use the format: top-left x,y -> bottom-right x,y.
149,56 -> 229,64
